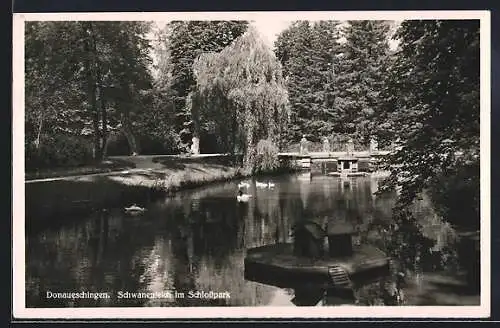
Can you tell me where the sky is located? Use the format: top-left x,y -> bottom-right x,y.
152,19 -> 399,50
249,19 -> 400,49
250,20 -> 292,46
148,20 -> 290,71
149,19 -> 399,73
151,20 -> 291,47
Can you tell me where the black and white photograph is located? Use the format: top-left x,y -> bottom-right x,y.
12,11 -> 490,319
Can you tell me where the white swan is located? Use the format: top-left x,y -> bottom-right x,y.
124,204 -> 147,214
238,181 -> 250,189
237,190 -> 252,202
255,181 -> 268,188
256,181 -> 275,188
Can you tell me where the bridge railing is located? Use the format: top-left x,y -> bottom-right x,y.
277,150 -> 391,158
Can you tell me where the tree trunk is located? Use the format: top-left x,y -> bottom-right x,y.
82,22 -> 102,162
35,113 -> 44,151
93,34 -> 106,159
243,125 -> 254,171
231,104 -> 237,156
101,130 -> 117,158
100,89 -> 108,158
90,23 -> 104,161
102,134 -> 111,158
121,113 -> 139,155
190,93 -> 200,140
34,97 -> 49,151
92,96 -> 101,161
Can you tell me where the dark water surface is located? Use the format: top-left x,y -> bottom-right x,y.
26,173 -> 478,307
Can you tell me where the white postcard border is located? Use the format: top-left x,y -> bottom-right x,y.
12,10 -> 491,319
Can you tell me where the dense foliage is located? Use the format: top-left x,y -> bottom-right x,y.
252,139 -> 281,173
25,20 -> 481,235
25,21 -> 153,168
24,19 -> 482,298
25,20 -> 249,168
338,20 -> 392,143
274,20 -> 392,145
274,21 -> 342,142
376,20 -> 480,231
165,21 -> 249,151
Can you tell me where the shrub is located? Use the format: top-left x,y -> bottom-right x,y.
358,159 -> 371,172
279,157 -> 301,172
105,134 -> 131,156
428,161 -> 480,232
25,134 -> 94,170
252,139 -> 280,174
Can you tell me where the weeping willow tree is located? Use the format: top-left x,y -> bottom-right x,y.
190,25 -> 290,170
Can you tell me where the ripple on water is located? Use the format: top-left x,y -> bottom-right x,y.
25,174 -> 479,307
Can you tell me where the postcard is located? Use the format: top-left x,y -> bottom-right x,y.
12,10 -> 491,319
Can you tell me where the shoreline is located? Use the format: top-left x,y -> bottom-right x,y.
24,153 -> 388,230
24,157 -> 294,229
24,154 -> 232,182
25,157 -> 241,228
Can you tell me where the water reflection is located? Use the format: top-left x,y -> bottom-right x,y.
25,174 -> 477,307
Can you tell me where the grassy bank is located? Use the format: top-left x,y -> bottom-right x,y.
74,155 -> 299,197
25,155 -> 300,230
25,159 -> 133,181
24,154 -> 238,181
25,155 -> 240,227
107,160 -> 247,195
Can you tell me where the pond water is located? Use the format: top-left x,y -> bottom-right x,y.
25,173 -> 479,307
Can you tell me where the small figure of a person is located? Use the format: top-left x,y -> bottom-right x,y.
346,138 -> 354,155
190,136 -> 199,155
322,137 -> 330,152
300,135 -> 309,155
370,137 -> 378,153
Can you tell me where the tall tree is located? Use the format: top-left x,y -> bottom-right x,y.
136,23 -> 183,155
91,21 -> 153,157
166,21 -> 249,151
25,21 -> 154,167
274,21 -> 343,143
378,20 -> 480,231
191,25 -> 290,169
25,22 -> 88,150
337,20 -> 392,143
